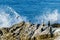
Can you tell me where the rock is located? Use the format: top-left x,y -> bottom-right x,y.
0,21 -> 60,40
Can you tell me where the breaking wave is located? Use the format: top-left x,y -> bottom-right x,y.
35,9 -> 59,24
0,5 -> 60,28
0,5 -> 27,28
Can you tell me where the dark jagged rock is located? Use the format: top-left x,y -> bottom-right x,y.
0,30 -> 3,36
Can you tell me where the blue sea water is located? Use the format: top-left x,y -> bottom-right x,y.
0,0 -> 60,24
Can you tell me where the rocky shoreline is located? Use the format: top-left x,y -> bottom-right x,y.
0,21 -> 60,40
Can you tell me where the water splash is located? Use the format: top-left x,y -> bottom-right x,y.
0,5 -> 27,28
35,9 -> 59,24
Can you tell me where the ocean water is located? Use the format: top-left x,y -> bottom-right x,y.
0,0 -> 60,27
